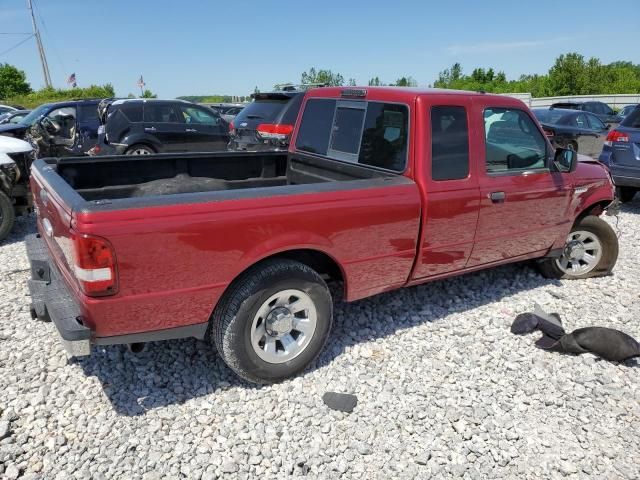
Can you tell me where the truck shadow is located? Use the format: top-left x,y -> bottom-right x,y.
1,213 -> 36,246
619,198 -> 640,215
77,261 -> 562,416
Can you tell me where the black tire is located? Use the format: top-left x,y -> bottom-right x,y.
616,186 -> 637,203
211,259 -> 333,384
0,190 -> 15,242
125,144 -> 155,155
538,215 -> 618,279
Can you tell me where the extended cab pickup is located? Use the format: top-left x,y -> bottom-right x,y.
27,87 -> 619,383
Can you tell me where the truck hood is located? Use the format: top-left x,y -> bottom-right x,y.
0,135 -> 32,154
0,123 -> 27,136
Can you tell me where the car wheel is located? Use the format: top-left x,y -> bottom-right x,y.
125,144 -> 155,155
538,215 -> 618,279
211,259 -> 333,384
616,186 -> 637,203
0,190 -> 16,241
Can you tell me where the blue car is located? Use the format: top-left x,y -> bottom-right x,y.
599,105 -> 640,202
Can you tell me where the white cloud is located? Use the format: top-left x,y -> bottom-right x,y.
446,37 -> 573,55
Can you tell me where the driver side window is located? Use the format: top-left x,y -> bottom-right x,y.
180,106 -> 220,126
483,108 -> 547,174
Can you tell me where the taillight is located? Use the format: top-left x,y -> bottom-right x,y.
543,128 -> 555,139
229,121 -> 235,135
605,130 -> 629,146
72,233 -> 118,297
256,123 -> 294,141
87,145 -> 101,156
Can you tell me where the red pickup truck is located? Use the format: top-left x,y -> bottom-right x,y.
27,87 -> 619,383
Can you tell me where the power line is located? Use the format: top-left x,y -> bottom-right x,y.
31,0 -> 66,78
0,34 -> 34,57
0,32 -> 33,35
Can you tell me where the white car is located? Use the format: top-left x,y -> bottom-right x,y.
0,135 -> 33,240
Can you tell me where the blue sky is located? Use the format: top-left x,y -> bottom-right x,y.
1,0 -> 639,97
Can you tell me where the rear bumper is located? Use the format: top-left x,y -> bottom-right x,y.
25,233 -> 91,356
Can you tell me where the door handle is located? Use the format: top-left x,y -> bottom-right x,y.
144,126 -> 156,132
186,128 -> 197,133
489,191 -> 506,203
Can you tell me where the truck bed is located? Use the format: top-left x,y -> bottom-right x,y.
47,151 -> 392,203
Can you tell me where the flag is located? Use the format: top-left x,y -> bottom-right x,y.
67,73 -> 77,88
137,75 -> 145,89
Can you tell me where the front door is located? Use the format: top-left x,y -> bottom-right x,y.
412,98 -> 481,279
143,102 -> 186,152
467,103 -> 572,267
179,105 -> 229,151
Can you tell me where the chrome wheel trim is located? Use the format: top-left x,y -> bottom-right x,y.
250,289 -> 317,364
128,147 -> 151,155
555,230 -> 603,276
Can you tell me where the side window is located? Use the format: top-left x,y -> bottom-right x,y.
431,106 -> 469,181
143,103 -> 183,123
358,102 -> 408,172
119,103 -> 143,122
78,104 -> 98,122
46,107 -> 77,139
602,103 -> 613,115
484,107 -> 547,173
295,99 -> 336,155
573,113 -> 589,128
587,114 -> 605,130
180,106 -> 220,125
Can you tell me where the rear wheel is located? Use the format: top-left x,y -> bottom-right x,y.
538,215 -> 618,279
211,259 -> 333,384
0,190 -> 15,241
616,186 -> 637,203
125,144 -> 155,155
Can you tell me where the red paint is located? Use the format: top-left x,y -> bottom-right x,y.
31,87 -> 615,340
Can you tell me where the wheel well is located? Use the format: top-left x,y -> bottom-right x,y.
127,143 -> 156,153
265,249 -> 344,283
575,200 -> 610,224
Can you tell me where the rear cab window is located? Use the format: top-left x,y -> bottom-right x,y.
295,98 -> 409,172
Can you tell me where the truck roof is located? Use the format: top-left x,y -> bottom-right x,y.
306,86 -> 517,104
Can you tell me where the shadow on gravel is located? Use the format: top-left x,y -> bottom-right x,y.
77,261 -> 562,416
618,197 -> 640,215
1,213 -> 36,247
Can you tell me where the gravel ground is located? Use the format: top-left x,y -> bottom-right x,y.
1,203 -> 639,480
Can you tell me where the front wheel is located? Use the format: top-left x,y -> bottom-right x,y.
0,190 -> 16,241
538,215 -> 618,279
211,259 -> 333,384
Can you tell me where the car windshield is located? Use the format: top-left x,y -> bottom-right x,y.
234,98 -> 289,124
19,104 -> 50,126
533,109 -> 568,124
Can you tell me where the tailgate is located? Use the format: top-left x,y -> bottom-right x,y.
30,161 -> 82,286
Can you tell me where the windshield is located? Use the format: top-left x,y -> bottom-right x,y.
19,104 -> 50,126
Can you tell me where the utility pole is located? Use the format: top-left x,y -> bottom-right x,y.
27,0 -> 52,88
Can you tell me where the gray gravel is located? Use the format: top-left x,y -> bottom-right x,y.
1,203 -> 639,479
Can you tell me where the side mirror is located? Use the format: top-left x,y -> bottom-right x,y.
554,147 -> 577,173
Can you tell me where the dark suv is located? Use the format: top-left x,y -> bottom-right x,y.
228,91 -> 305,151
550,101 -> 618,124
0,99 -> 101,157
90,99 -> 229,155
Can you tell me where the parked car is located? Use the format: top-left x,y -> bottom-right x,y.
0,99 -> 101,157
599,105 -> 640,202
0,104 -> 25,115
0,136 -> 34,240
614,104 -> 638,122
88,99 -> 229,155
0,110 -> 31,125
228,90 -> 304,151
550,101 -> 618,124
27,87 -> 618,384
206,103 -> 245,123
532,108 -> 610,158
